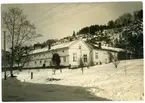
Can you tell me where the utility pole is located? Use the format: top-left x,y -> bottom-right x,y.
89,27 -> 90,35
125,42 -> 127,75
4,31 -> 7,80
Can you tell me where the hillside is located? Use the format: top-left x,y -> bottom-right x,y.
46,22 -> 141,48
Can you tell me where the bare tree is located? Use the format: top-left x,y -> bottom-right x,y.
13,46 -> 31,71
79,58 -> 84,74
111,53 -> 120,68
2,7 -> 42,77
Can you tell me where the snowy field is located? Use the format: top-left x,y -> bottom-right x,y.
2,59 -> 144,101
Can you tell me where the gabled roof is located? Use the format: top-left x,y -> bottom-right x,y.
30,40 -> 80,54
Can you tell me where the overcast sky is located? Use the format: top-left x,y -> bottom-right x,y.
1,2 -> 142,45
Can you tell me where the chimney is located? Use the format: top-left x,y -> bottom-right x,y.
98,42 -> 101,48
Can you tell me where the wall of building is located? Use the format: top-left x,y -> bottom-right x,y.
92,49 -> 118,65
52,48 -> 69,66
25,51 -> 51,68
68,41 -> 91,68
92,50 -> 107,65
24,40 -> 123,69
24,48 -> 69,68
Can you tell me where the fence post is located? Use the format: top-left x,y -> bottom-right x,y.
31,72 -> 33,79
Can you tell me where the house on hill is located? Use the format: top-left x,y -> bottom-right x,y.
24,40 -> 129,68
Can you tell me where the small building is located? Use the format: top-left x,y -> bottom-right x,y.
24,40 -> 128,68
90,44 -> 128,65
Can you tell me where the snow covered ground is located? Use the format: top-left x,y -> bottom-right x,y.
2,59 -> 144,101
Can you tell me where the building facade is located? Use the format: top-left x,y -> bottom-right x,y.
24,40 -> 127,68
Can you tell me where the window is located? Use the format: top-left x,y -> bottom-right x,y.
62,50 -> 64,52
35,61 -> 37,64
63,57 -> 66,62
84,54 -> 87,62
96,53 -> 98,59
40,60 -> 42,64
73,53 -> 77,62
79,46 -> 81,49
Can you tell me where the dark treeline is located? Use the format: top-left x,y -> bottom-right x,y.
31,39 -> 58,49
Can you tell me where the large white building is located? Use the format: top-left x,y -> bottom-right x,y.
24,40 -> 127,68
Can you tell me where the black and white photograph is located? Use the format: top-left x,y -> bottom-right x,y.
1,0 -> 144,101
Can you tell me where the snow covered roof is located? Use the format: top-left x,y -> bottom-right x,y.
30,48 -> 48,54
30,40 -> 127,55
30,40 -> 77,54
92,44 -> 126,52
51,40 -> 76,50
101,46 -> 126,52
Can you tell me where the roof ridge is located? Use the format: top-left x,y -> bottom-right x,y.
30,40 -> 80,54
